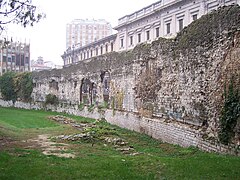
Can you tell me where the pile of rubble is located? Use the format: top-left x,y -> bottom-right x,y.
55,133 -> 92,141
49,115 -> 140,155
48,115 -> 96,131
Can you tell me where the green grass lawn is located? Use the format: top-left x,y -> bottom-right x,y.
0,107 -> 239,179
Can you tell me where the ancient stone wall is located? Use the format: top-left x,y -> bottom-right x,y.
1,5 -> 239,155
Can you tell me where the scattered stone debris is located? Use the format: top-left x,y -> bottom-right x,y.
48,115 -> 96,131
48,115 -> 75,124
54,133 -> 92,141
104,137 -> 127,145
0,136 -> 14,150
27,134 -> 75,158
116,147 -> 135,153
49,115 -> 140,155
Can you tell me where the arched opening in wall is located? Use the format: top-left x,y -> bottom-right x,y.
80,78 -> 95,105
100,71 -> 110,103
49,80 -> 59,91
92,83 -> 97,104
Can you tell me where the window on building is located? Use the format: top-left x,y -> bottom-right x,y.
179,19 -> 183,31
130,36 -> 133,46
192,14 -> 198,21
90,50 -> 93,57
105,44 -> 108,53
146,30 -> 150,40
96,48 -> 98,56
21,55 -> 24,66
111,42 -> 114,52
101,46 -> 103,55
120,38 -> 124,48
12,56 -> 15,62
138,33 -> 141,43
166,23 -> 171,34
156,27 -> 159,38
25,57 -> 29,64
3,56 -> 6,62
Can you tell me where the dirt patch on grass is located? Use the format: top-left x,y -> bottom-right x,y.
0,136 -> 14,151
27,134 -> 75,158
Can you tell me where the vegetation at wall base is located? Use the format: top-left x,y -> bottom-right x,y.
78,103 -> 85,111
87,104 -> 95,112
0,107 -> 239,179
45,94 -> 59,105
219,77 -> 240,145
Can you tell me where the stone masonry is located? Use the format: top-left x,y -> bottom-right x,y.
1,5 -> 239,155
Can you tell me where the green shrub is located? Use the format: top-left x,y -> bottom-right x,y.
98,101 -> 109,110
88,104 -> 95,112
45,94 -> 59,105
0,72 -> 17,101
219,77 -> 240,145
0,72 -> 33,102
78,103 -> 85,111
14,72 -> 33,102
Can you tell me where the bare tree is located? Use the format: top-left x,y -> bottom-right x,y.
0,0 -> 44,32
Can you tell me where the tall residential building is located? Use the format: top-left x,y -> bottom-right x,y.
66,19 -> 113,49
0,40 -> 30,75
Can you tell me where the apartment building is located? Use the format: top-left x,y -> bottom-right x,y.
66,19 -> 113,49
0,41 -> 30,75
62,0 -> 240,66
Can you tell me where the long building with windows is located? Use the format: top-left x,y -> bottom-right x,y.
62,0 -> 240,66
0,41 -> 30,75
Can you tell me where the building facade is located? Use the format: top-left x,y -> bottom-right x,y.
66,19 -> 113,49
31,56 -> 62,72
0,41 -> 30,75
62,0 -> 240,66
62,34 -> 117,66
115,0 -> 240,51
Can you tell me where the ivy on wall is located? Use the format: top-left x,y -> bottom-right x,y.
219,77 -> 240,145
0,72 -> 33,102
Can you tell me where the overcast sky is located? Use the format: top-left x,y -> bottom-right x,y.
5,0 -> 157,65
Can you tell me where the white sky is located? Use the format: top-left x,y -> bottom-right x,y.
5,0 -> 157,65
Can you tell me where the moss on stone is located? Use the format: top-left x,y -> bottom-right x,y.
175,5 -> 240,51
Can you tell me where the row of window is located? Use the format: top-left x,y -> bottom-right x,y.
1,68 -> 29,74
64,42 -> 115,64
80,43 -> 114,59
120,14 -> 198,48
120,27 -> 159,48
2,55 -> 29,63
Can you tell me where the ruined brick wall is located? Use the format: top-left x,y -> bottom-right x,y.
16,5 -> 239,154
